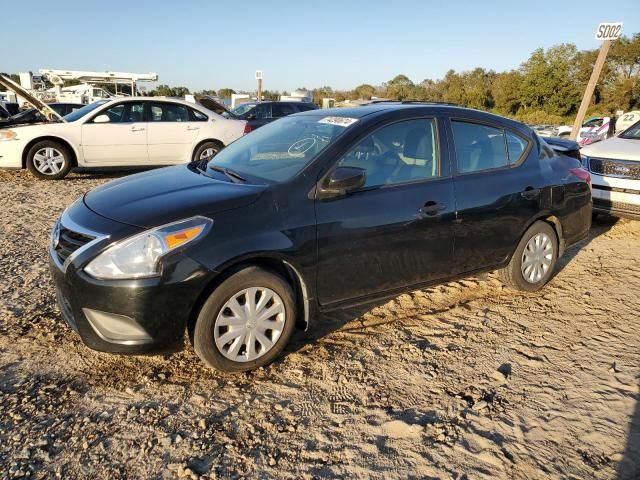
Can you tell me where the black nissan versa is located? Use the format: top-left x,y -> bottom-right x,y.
49,103 -> 592,372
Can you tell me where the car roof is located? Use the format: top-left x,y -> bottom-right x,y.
103,96 -> 197,106
295,102 -> 529,130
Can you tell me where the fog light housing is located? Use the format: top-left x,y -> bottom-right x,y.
82,308 -> 152,343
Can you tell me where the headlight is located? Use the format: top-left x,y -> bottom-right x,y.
0,130 -> 17,141
580,154 -> 590,170
84,216 -> 212,280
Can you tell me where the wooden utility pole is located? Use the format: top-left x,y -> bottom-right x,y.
570,22 -> 622,140
255,70 -> 263,101
570,40 -> 611,140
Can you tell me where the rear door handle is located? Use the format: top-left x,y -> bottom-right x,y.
521,187 -> 540,200
420,201 -> 446,216
131,126 -> 145,132
186,126 -> 200,131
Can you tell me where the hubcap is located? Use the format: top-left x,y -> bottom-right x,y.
199,147 -> 218,160
521,232 -> 553,283
214,287 -> 286,363
33,147 -> 65,175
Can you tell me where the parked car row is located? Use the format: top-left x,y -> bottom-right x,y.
227,100 -> 318,131
48,102 -> 593,372
0,97 -> 248,179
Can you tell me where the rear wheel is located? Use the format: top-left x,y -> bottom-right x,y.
193,267 -> 296,372
193,140 -> 223,162
499,221 -> 558,292
26,140 -> 72,180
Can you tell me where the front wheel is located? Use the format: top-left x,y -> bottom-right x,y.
498,221 -> 558,292
26,140 -> 72,180
193,267 -> 296,372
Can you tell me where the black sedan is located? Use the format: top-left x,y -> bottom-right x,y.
0,102 -> 84,128
230,101 -> 318,131
49,103 -> 592,372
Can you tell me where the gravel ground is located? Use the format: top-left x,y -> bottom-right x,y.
0,169 -> 639,480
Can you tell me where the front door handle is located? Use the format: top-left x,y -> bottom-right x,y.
131,126 -> 145,132
186,126 -> 200,131
521,187 -> 540,200
420,201 -> 446,216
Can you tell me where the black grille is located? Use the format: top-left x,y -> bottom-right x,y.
589,158 -> 640,180
593,198 -> 640,215
55,227 -> 94,264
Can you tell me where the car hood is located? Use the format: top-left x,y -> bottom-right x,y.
0,74 -> 65,122
196,96 -> 234,117
581,136 -> 640,161
84,165 -> 266,228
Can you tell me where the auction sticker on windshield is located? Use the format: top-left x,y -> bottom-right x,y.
318,116 -> 359,127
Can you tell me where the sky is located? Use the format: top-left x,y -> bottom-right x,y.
3,0 -> 640,93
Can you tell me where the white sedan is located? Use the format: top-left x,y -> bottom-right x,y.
0,97 -> 248,179
581,119 -> 640,219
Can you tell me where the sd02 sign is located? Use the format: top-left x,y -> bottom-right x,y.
595,22 -> 623,41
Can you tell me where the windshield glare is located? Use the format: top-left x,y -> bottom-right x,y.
621,120 -> 640,139
232,103 -> 257,116
208,116 -> 354,183
63,100 -> 108,122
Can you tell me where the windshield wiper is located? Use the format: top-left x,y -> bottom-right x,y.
209,165 -> 247,183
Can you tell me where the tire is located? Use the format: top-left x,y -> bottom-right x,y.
498,221 -> 558,292
192,140 -> 223,162
193,267 -> 296,372
26,140 -> 72,180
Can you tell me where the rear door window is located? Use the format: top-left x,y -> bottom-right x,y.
506,131 -> 528,164
451,121 -> 509,173
149,102 -> 190,122
272,103 -> 297,118
190,108 -> 208,121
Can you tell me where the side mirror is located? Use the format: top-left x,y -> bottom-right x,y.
93,114 -> 111,124
246,112 -> 257,120
319,167 -> 365,199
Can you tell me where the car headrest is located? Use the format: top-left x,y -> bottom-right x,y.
404,127 -> 433,160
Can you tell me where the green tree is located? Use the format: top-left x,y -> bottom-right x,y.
519,44 -> 580,116
352,83 -> 376,100
492,71 -> 523,114
312,86 -> 334,104
217,88 -> 236,99
384,74 -> 415,100
195,89 -> 217,96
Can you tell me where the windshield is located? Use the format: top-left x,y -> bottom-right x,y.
620,120 -> 640,140
207,115 -> 356,183
63,100 -> 109,122
232,103 -> 257,116
9,109 -> 37,121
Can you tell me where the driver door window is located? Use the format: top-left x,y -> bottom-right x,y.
255,104 -> 272,119
337,119 -> 440,188
98,102 -> 145,123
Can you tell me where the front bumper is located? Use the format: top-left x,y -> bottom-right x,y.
591,180 -> 640,220
49,201 -> 215,354
0,138 -> 24,168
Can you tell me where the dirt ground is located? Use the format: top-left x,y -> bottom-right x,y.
0,169 -> 638,480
